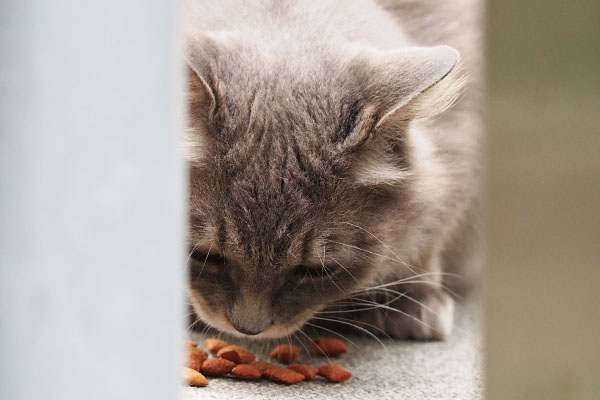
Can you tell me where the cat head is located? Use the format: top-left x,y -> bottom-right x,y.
185,36 -> 463,338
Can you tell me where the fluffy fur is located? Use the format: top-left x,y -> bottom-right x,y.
184,0 -> 483,340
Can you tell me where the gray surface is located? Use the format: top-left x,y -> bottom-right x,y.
182,300 -> 482,400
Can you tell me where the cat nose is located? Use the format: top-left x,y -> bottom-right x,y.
231,323 -> 264,336
227,302 -> 273,336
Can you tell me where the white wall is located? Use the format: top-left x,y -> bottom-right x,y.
0,1 -> 185,399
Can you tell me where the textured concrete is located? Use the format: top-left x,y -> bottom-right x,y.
182,300 -> 482,400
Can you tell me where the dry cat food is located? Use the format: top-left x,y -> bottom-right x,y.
263,367 -> 306,384
182,367 -> 209,387
231,364 -> 262,380
216,344 -> 256,364
318,364 -> 352,383
287,364 -> 319,380
270,344 -> 302,363
204,338 -> 228,354
250,360 -> 277,373
200,358 -> 236,376
311,338 -> 349,356
186,343 -> 208,371
182,337 -> 351,387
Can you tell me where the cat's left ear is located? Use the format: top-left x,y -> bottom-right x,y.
342,45 -> 464,149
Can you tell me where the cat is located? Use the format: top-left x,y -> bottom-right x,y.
184,0 -> 483,340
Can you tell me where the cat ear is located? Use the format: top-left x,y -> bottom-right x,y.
187,65 -> 216,120
183,40 -> 219,162
185,41 -> 217,119
342,45 -> 463,149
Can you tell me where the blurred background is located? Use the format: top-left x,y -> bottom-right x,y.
485,0 -> 600,398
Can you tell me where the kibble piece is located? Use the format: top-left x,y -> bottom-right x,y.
311,338 -> 348,356
250,360 -> 278,373
186,340 -> 198,348
287,364 -> 319,380
263,367 -> 305,384
182,367 -> 209,387
217,345 -> 255,364
187,346 -> 208,371
270,344 -> 302,363
200,358 -> 236,376
231,364 -> 262,380
318,364 -> 352,383
204,338 -> 228,354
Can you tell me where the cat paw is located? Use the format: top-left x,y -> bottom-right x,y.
386,288 -> 455,340
314,287 -> 455,340
352,288 -> 455,340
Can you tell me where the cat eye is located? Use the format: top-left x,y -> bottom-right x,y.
189,250 -> 226,267
292,264 -> 338,278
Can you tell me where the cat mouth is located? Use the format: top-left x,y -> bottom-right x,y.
188,290 -> 319,339
225,309 -> 319,340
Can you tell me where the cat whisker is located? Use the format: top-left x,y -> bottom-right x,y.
292,269 -> 309,291
326,290 -> 466,336
302,321 -> 360,354
291,331 -> 313,360
319,291 -> 408,314
196,243 -> 213,280
295,326 -> 334,364
319,290 -> 408,314
306,268 -> 317,290
396,280 -> 461,299
185,317 -> 203,332
354,301 -> 442,335
324,239 -> 419,275
329,256 -> 360,285
342,221 -> 421,275
361,287 -> 444,321
310,316 -> 389,354
348,286 -> 466,334
319,246 -> 345,293
362,275 -> 461,299
184,242 -> 201,272
315,315 -> 392,339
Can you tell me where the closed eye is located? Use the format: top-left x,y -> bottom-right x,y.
292,264 -> 339,278
190,250 -> 226,266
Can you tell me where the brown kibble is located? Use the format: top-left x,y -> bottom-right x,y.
311,338 -> 348,356
231,364 -> 262,380
204,338 -> 228,354
200,358 -> 236,376
182,367 -> 209,387
250,360 -> 277,373
187,346 -> 208,371
217,345 -> 255,364
263,367 -> 305,384
270,344 -> 302,363
318,364 -> 352,383
287,364 -> 319,380
186,340 -> 198,348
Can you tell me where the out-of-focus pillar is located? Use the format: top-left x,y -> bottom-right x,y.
486,1 -> 600,398
0,2 -> 185,400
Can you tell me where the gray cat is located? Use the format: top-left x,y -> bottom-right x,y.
184,0 -> 483,340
